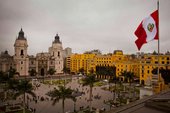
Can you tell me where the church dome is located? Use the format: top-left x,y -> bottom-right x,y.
53,34 -> 61,44
18,28 -> 26,40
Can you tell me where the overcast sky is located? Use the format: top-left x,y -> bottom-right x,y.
0,0 -> 170,55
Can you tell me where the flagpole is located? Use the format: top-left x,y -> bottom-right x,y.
157,0 -> 160,86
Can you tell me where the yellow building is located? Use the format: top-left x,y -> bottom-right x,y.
70,54 -> 96,74
65,56 -> 71,69
138,53 -> 170,92
139,54 -> 170,84
70,50 -> 138,77
69,50 -> 170,92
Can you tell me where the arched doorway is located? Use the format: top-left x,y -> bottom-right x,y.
41,68 -> 45,76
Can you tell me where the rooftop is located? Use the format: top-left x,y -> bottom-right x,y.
105,89 -> 170,113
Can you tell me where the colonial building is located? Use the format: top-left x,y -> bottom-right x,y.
68,50 -> 170,91
0,28 -> 71,76
0,51 -> 14,72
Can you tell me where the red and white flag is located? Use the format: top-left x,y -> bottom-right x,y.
134,10 -> 159,50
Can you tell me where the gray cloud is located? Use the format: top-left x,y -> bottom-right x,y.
0,0 -> 170,55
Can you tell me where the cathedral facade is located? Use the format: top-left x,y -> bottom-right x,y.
0,28 -> 70,76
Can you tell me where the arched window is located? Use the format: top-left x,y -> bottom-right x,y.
21,50 -> 24,56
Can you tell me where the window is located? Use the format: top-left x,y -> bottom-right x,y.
20,50 -> 24,56
146,61 -> 150,63
31,61 -> 34,65
58,51 -> 60,57
21,61 -> 23,64
142,70 -> 144,74
148,57 -> 151,59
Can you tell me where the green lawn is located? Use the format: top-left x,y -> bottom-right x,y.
13,109 -> 32,113
43,79 -> 71,85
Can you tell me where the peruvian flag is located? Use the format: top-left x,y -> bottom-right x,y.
134,10 -> 159,50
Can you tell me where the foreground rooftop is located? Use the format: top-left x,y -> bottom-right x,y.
105,89 -> 170,113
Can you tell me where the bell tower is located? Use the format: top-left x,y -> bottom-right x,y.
14,28 -> 29,76
48,34 -> 64,74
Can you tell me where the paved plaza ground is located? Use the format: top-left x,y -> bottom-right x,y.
1,75 -> 154,113
6,76 -> 114,113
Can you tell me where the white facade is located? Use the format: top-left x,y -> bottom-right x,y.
0,29 -> 67,76
48,34 -> 63,74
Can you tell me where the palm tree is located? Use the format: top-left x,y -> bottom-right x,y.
47,86 -> 74,113
1,68 -> 18,102
72,97 -> 77,112
121,71 -> 134,86
120,71 -> 135,99
126,72 -> 134,86
82,74 -> 97,111
109,76 -> 118,101
10,80 -> 36,113
63,67 -> 70,86
47,68 -> 56,84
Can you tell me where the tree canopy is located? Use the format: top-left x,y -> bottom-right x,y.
47,68 -> 56,76
96,66 -> 116,76
47,86 -> 74,113
152,68 -> 170,84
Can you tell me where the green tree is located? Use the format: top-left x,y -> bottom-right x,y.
47,86 -> 74,113
152,68 -> 170,84
8,68 -> 18,78
0,68 -> 18,102
48,68 -> 56,75
120,71 -> 134,86
82,74 -> 97,111
0,71 -> 8,101
96,66 -> 116,79
28,69 -> 37,76
79,68 -> 85,75
0,71 -> 8,83
160,69 -> 170,84
63,66 -> 70,74
10,80 -> 36,113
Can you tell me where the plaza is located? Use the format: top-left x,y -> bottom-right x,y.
1,75 -> 143,113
